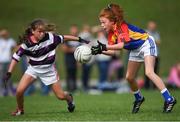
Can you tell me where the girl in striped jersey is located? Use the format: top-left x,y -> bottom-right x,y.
3,19 -> 89,116
91,3 -> 176,113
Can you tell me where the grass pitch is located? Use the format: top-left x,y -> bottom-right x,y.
0,89 -> 179,121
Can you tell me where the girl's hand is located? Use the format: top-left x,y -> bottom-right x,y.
78,37 -> 90,44
91,40 -> 107,55
3,72 -> 12,89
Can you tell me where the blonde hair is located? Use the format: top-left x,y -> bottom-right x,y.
99,3 -> 124,25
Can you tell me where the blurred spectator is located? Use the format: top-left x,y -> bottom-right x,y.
95,30 -> 111,89
108,55 -> 124,83
0,28 -> 16,96
144,21 -> 161,89
62,24 -> 80,92
79,24 -> 94,92
167,63 -> 180,88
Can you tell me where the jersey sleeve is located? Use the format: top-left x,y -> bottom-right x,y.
53,34 -> 64,45
12,44 -> 27,62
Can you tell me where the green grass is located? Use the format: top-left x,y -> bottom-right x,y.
0,0 -> 180,81
0,89 -> 179,121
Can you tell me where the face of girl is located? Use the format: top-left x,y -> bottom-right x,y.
32,25 -> 46,41
99,17 -> 114,32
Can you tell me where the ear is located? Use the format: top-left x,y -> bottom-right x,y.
31,29 -> 35,34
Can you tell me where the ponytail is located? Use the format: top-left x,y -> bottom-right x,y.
18,27 -> 32,44
46,23 -> 57,33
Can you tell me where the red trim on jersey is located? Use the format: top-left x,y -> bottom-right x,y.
108,21 -> 130,45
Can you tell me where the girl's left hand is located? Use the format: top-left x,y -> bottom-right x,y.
91,40 -> 107,55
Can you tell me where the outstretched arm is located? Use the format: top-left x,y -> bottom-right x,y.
63,35 -> 79,41
102,50 -> 119,56
91,41 -> 124,55
63,35 -> 89,43
106,42 -> 124,50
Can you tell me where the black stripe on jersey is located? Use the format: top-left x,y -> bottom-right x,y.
25,33 -> 49,48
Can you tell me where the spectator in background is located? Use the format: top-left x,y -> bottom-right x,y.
95,30 -> 111,90
108,55 -> 124,83
79,24 -> 94,92
0,28 -> 16,96
62,24 -> 80,92
167,63 -> 180,88
144,21 -> 161,89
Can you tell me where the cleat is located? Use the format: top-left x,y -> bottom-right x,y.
11,108 -> 24,116
132,97 -> 145,114
163,98 -> 177,113
67,94 -> 75,112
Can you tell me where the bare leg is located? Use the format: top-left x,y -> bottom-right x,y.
16,74 -> 35,109
51,81 -> 75,112
144,55 -> 176,113
51,81 -> 72,102
144,56 -> 165,91
125,61 -> 141,92
126,61 -> 145,113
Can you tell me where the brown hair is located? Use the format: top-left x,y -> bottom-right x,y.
99,3 -> 124,25
19,19 -> 48,44
46,23 -> 57,33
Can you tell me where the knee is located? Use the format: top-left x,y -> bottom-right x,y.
145,70 -> 155,78
125,74 -> 135,83
16,88 -> 24,97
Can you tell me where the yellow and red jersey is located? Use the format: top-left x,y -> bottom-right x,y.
108,21 -> 149,50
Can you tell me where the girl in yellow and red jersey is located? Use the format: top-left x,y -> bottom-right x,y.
91,3 -> 176,113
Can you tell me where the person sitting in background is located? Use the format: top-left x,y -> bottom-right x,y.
167,63 -> 180,88
0,28 -> 16,96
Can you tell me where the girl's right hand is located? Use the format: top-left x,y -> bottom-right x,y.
3,72 -> 12,89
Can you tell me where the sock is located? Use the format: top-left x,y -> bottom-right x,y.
161,88 -> 174,102
133,90 -> 143,101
